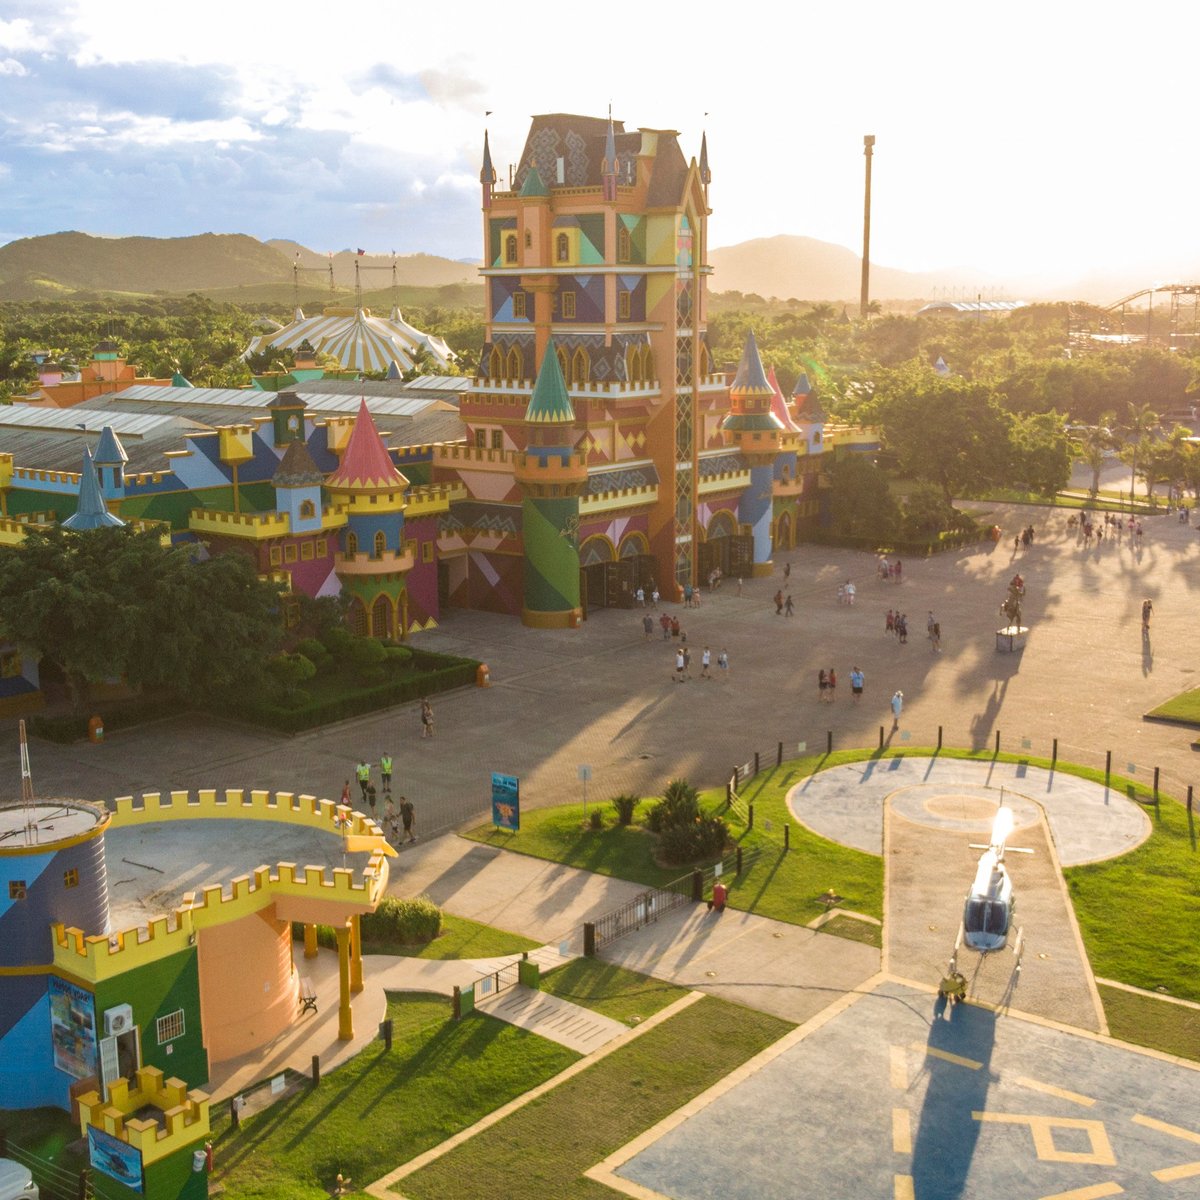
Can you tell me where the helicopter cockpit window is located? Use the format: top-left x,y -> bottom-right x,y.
965,898 -> 1009,936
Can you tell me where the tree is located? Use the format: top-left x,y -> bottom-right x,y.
1009,411 -> 1072,497
827,453 -> 900,538
0,527 -> 283,710
1119,402 -> 1161,503
870,366 -> 1014,502
1073,417 -> 1116,495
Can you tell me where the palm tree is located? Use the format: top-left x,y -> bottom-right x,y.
1120,402 -> 1160,506
1075,418 -> 1115,495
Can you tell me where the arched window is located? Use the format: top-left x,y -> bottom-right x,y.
299,499 -> 315,519
506,347 -> 522,381
556,232 -> 570,263
504,234 -> 517,264
374,531 -> 387,558
556,347 -> 569,382
699,344 -> 710,378
489,346 -> 503,380
345,531 -> 358,556
617,225 -> 631,263
572,348 -> 589,384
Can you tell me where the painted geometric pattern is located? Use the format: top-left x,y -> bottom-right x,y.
700,451 -> 747,478
676,213 -> 693,269
478,334 -> 535,380
674,332 -> 697,585
552,213 -> 606,263
488,216 -> 518,266
618,214 -> 646,263
523,496 -> 581,612
676,280 -> 693,326
676,335 -> 694,388
617,275 -> 647,323
441,502 -> 522,536
490,277 -> 531,323
618,426 -> 648,455
553,276 -> 604,323
587,463 -> 658,494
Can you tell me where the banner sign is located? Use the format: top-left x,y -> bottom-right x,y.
49,977 -> 97,1080
88,1126 -> 144,1194
491,773 -> 520,831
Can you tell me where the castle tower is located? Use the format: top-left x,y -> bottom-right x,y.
272,439 -> 325,535
480,129 -> 496,211
327,400 -> 411,639
91,425 -> 128,506
513,343 -> 586,628
721,332 -> 785,574
269,390 -> 307,448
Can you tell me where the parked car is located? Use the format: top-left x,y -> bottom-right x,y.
0,1160 -> 38,1200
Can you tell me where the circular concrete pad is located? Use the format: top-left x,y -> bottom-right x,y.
785,757 -> 1149,866
889,783 -> 1040,834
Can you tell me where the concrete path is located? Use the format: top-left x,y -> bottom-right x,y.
475,986 -> 627,1053
785,755 -> 1151,866
599,903 -> 880,1025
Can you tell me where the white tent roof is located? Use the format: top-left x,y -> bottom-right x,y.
244,305 -> 455,373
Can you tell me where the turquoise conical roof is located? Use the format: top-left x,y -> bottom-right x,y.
525,342 -> 575,424
63,448 -> 124,530
93,425 -> 127,466
520,166 -> 549,198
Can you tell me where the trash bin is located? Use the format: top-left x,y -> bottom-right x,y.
712,882 -> 727,912
87,715 -> 104,744
476,664 -> 491,687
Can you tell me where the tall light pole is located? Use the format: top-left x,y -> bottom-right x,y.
860,135 -> 875,319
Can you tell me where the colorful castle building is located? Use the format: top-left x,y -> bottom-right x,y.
0,112 -> 878,690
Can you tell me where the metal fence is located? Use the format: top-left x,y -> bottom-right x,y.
0,1135 -> 92,1200
472,957 -> 522,1003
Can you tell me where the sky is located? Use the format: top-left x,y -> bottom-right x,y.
1,0 -> 1197,290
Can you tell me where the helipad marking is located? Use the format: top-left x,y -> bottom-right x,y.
893,1175 -> 914,1200
892,1107 -> 912,1153
1014,1076 -> 1097,1107
1037,1185 -> 1123,1199
1133,1112 -> 1200,1182
973,1113 -> 1116,1165
914,1041 -> 982,1069
889,1044 -> 908,1089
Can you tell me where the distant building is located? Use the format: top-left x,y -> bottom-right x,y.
916,299 -> 1028,319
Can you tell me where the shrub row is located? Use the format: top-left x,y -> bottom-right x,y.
292,895 -> 442,952
215,654 -> 478,733
802,528 -> 984,556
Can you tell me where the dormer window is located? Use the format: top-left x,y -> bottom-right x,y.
505,234 -> 518,264
556,233 -> 570,263
617,226 -> 631,263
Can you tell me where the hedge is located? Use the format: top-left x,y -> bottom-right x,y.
29,694 -> 177,744
212,653 -> 479,733
802,528 -> 985,556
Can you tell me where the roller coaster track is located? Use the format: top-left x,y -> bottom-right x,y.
1105,283 -> 1200,311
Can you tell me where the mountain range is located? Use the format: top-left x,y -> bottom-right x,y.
0,230 -> 1171,307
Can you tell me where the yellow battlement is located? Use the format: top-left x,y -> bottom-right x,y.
78,1065 -> 210,1165
52,787 -> 390,981
405,481 -> 467,517
13,467 -> 81,485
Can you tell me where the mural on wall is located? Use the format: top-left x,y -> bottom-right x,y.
48,975 -> 97,1080
88,1125 -> 144,1194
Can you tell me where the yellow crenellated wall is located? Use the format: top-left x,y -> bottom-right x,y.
77,1064 -> 210,1165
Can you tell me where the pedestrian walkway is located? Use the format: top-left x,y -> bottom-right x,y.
476,986 -> 627,1053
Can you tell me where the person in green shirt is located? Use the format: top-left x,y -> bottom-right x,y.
355,760 -> 371,803
380,754 -> 393,792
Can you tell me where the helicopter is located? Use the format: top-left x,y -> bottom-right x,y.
941,800 -> 1033,1003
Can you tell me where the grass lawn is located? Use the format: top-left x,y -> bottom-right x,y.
466,751 -> 885,929
1146,686 -> 1200,727
0,1107 -> 87,1196
211,994 -> 578,1200
819,914 -> 883,948
1099,984 -> 1200,1063
400,995 -> 793,1199
300,913 -> 540,959
539,959 -> 689,1026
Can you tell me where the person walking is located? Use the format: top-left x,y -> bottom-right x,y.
340,778 -> 351,806
652,586 -> 660,608
661,611 -> 671,639
898,614 -> 909,644
927,611 -> 935,639
636,586 -> 645,607
674,646 -> 686,682
850,666 -> 864,703
891,690 -> 904,728
383,795 -> 398,843
399,795 -> 416,842
420,698 -> 434,738
366,781 -> 378,815
818,668 -> 828,702
643,613 -> 654,641
828,667 -> 837,703
700,645 -> 712,679
932,622 -> 941,652
774,589 -> 784,615
718,647 -> 729,675
886,609 -> 895,636
682,645 -> 691,678
785,594 -> 794,617
1142,598 -> 1153,634
784,561 -> 791,582
355,759 -> 371,803
380,753 -> 393,793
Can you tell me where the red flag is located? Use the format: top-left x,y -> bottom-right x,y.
357,248 -> 366,256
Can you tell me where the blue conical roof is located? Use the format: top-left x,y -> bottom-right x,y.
730,331 -> 771,393
92,425 -> 127,466
63,448 -> 124,530
792,372 -> 811,398
525,342 -> 575,424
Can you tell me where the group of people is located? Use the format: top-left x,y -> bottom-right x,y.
885,609 -> 911,643
1071,512 -> 1143,547
635,584 -> 662,608
344,758 -> 417,843
773,590 -> 795,617
877,556 -> 903,582
816,666 -> 866,703
674,644 -> 728,681
1015,524 -> 1036,551
837,580 -> 857,605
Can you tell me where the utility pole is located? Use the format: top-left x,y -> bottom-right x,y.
860,135 -> 876,318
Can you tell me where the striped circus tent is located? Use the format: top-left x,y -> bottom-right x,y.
244,305 -> 455,373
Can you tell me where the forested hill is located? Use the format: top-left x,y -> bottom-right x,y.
0,232 -> 294,299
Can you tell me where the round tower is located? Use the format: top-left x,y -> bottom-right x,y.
327,399 -> 411,639
514,343 -> 587,628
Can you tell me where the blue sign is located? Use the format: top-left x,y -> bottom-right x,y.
492,773 -> 520,831
88,1126 -> 144,1194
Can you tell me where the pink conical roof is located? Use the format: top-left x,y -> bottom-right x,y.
327,399 -> 406,490
767,366 -> 801,433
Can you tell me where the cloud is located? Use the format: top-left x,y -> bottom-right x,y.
418,68 -> 485,107
0,55 -> 26,74
0,17 -> 51,52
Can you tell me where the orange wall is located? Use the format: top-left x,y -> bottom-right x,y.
196,906 -> 298,1064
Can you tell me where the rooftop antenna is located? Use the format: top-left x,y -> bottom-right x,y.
19,718 -> 36,846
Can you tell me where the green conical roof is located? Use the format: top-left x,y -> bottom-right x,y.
525,342 -> 575,424
520,166 -> 549,198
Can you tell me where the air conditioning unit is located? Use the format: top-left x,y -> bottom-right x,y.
104,1004 -> 134,1037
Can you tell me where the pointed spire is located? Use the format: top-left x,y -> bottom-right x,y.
519,166 -> 549,198
63,448 -> 124,530
699,131 -> 711,186
480,129 -> 496,185
730,331 -> 771,394
92,425 -> 128,466
171,371 -> 193,388
273,439 -> 324,488
767,367 -> 800,433
326,399 -> 406,490
791,372 -> 811,400
525,341 -> 575,424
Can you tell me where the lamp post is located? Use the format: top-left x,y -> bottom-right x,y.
860,135 -> 876,319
